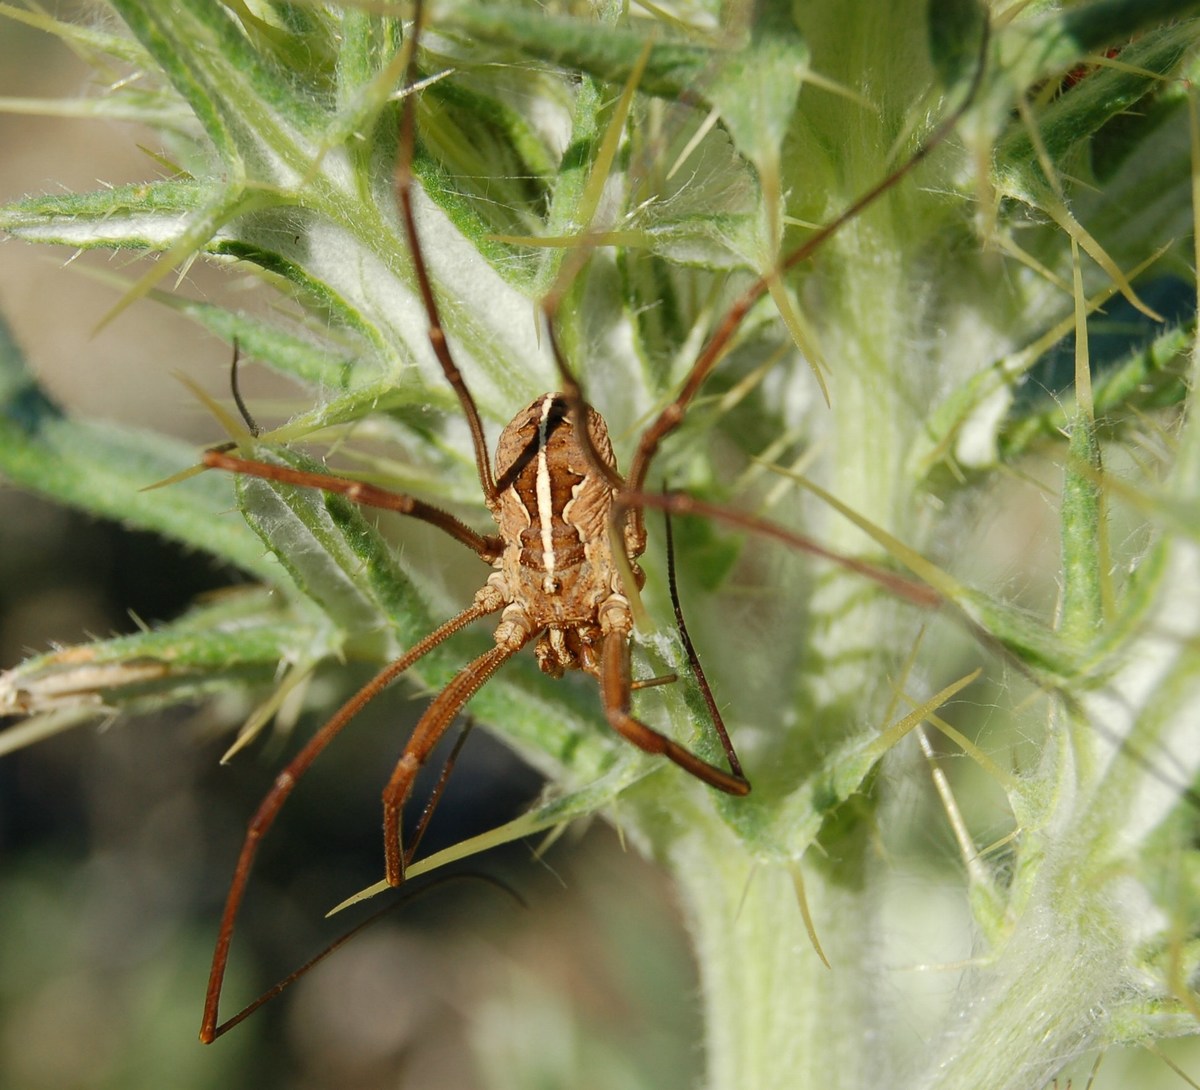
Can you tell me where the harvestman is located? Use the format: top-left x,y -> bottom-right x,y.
198,3 -> 987,1042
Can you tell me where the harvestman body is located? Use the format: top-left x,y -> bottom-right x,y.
492,394 -> 641,672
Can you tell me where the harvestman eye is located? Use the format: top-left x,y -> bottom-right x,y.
197,0 -> 987,1043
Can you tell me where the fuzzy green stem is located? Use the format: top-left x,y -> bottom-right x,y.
669,809 -> 880,1090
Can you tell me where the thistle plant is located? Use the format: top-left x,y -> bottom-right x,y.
2,1 -> 1200,1087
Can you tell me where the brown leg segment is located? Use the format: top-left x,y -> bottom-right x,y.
199,597 -> 500,1044
202,449 -> 502,561
382,636 -> 529,887
599,629 -> 748,796
405,717 -> 476,865
395,0 -> 497,503
663,507 -> 744,782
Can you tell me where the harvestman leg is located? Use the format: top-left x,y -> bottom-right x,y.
200,596 -> 503,1043
598,628 -> 748,796
202,4 -> 519,1040
202,449 -> 503,560
394,0 -> 497,505
381,637 -> 528,886
663,508 -> 744,783
547,17 -> 990,543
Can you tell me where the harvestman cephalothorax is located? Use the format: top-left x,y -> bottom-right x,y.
197,2 -> 988,1043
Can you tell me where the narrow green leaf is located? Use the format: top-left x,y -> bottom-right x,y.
106,0 -> 241,163
0,595 -> 314,724
440,5 -> 717,100
0,1 -> 153,67
228,446 -> 434,652
108,0 -> 322,159
0,180 -> 209,247
1060,414 -> 1105,643
145,294 -> 366,391
996,23 -> 1200,201
0,315 -> 272,581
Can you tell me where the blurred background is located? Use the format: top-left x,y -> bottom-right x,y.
2,7 -> 1199,1090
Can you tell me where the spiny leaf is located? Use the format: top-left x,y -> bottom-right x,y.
0,314 -> 270,580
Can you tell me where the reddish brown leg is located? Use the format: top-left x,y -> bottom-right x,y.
628,488 -> 941,610
621,23 -> 989,508
547,21 -> 990,548
404,716 -> 476,863
205,871 -> 522,1041
663,506 -> 743,782
598,628 -> 749,796
200,596 -> 500,1044
382,637 -> 528,886
202,449 -> 502,561
395,0 -> 496,503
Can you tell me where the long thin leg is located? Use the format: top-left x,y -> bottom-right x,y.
382,637 -> 527,886
663,505 -> 743,781
598,628 -> 748,796
627,488 -> 941,609
228,339 -> 260,438
200,596 -> 500,1044
405,716 -> 476,865
199,340 -> 259,460
395,0 -> 497,502
202,449 -> 503,561
203,871 -> 520,1042
620,20 -> 990,506
547,20 -> 990,547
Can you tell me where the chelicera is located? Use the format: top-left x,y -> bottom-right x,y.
198,1 -> 985,1043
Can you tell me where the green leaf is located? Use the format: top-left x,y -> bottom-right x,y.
998,319 -> 1193,462
109,0 -> 323,159
440,5 -> 718,100
928,0 -> 989,91
1059,414 -> 1104,643
0,590 -> 312,727
701,0 -> 807,181
996,22 -> 1200,201
228,446 -> 434,653
0,180 -> 210,249
0,314 -> 270,580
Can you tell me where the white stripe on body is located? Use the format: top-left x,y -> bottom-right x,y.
535,394 -> 557,580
